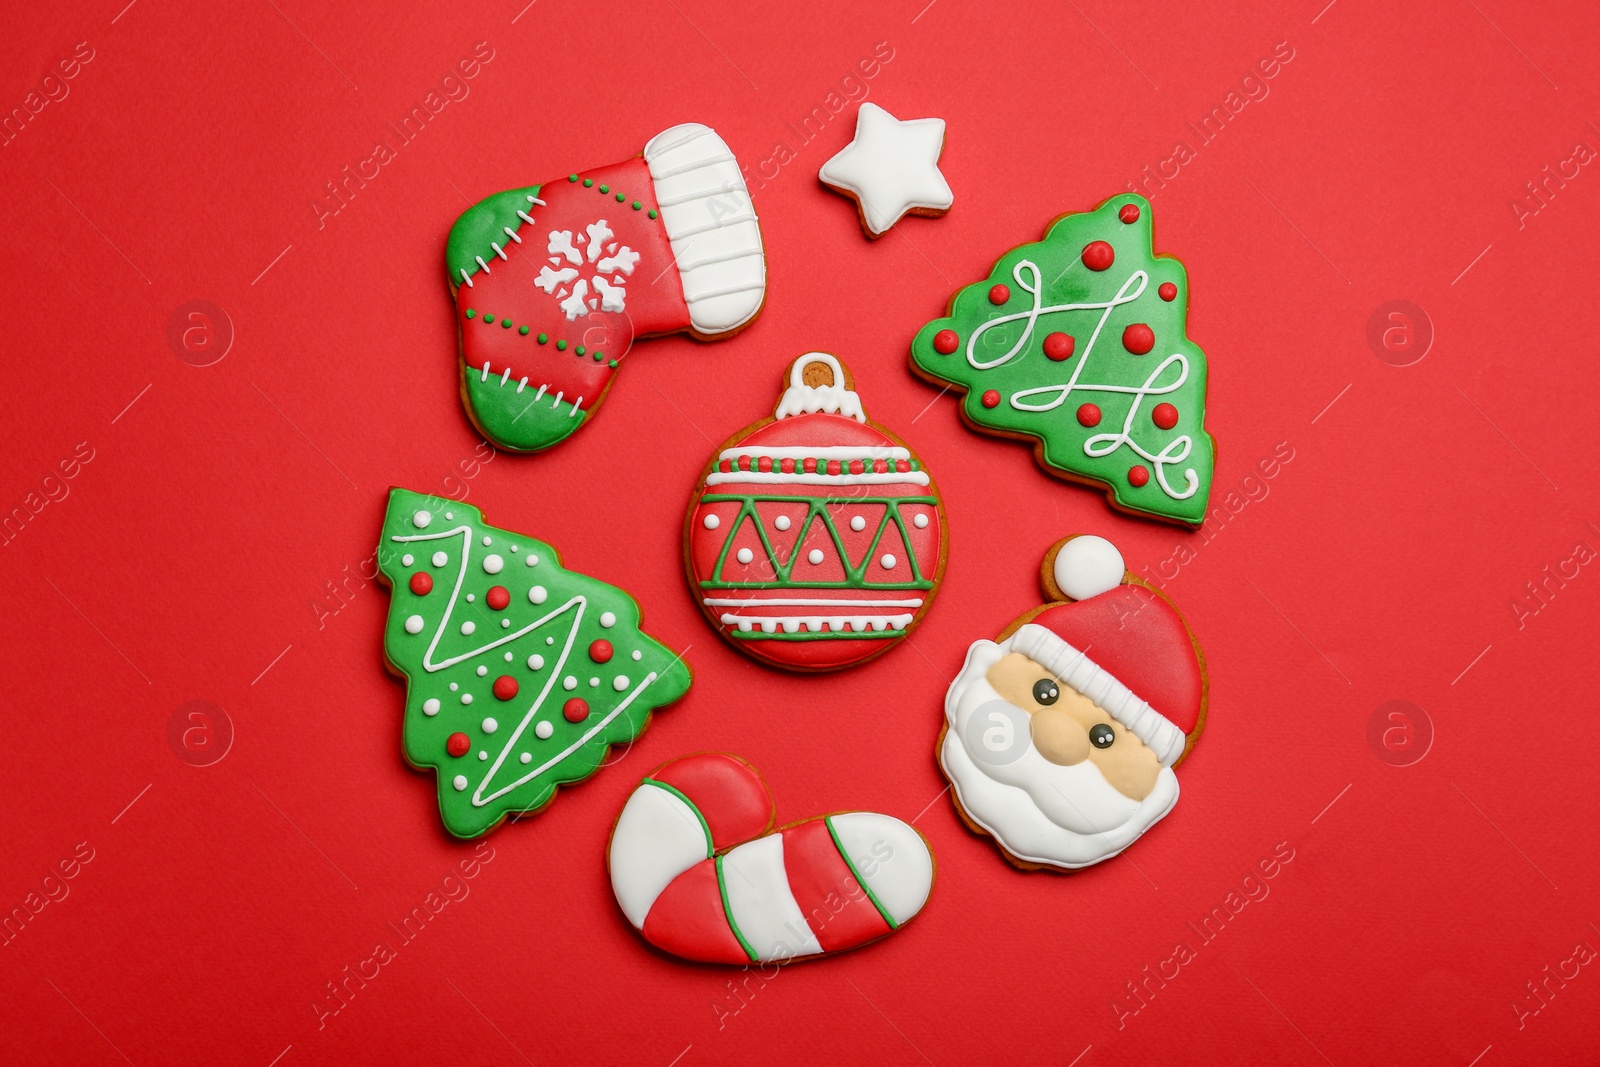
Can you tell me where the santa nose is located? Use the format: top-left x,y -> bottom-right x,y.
1031,707 -> 1090,766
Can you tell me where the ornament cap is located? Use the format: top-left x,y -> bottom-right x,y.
775,352 -> 865,422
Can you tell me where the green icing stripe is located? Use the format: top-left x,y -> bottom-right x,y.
446,184 -> 542,286
716,854 -> 760,962
825,816 -> 897,930
642,778 -> 713,859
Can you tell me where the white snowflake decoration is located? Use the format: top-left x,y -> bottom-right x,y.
534,218 -> 639,321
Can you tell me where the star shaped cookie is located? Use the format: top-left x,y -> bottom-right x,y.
819,103 -> 952,238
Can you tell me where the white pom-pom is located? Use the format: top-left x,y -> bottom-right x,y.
1054,535 -> 1125,601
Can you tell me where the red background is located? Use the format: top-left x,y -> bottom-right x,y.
3,0 -> 1598,1063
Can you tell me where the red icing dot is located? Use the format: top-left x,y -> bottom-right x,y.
563,698 -> 590,723
1128,465 -> 1151,487
1077,404 -> 1102,427
827,460 -> 841,475
446,732 -> 470,757
1158,282 -> 1178,302
1043,332 -> 1075,361
485,585 -> 510,610
981,390 -> 1001,408
758,456 -> 771,472
1123,324 -> 1155,354
988,284 -> 1010,305
1118,204 -> 1141,224
409,572 -> 433,596
932,329 -> 959,354
1152,403 -> 1179,430
589,639 -> 614,663
1082,241 -> 1115,271
849,460 -> 864,475
492,675 -> 519,701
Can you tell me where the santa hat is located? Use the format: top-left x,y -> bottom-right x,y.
1008,536 -> 1203,767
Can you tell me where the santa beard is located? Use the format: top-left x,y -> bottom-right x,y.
941,639 -> 1180,870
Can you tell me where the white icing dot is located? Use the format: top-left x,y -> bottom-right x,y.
501,618 -> 511,628
600,611 -> 616,628
402,553 -> 414,566
482,536 -> 492,547
432,551 -> 449,567
449,682 -> 459,692
482,553 -> 504,574
914,513 -> 930,529
529,585 -> 548,604
482,717 -> 498,734
774,515 -> 791,531
545,636 -> 554,645
423,698 -> 441,716
881,554 -> 897,569
631,650 -> 642,661
563,676 -> 577,690
808,549 -> 825,565
528,654 -> 545,670
510,545 -> 519,553
613,675 -> 630,691
850,516 -> 866,532
535,721 -> 554,740
476,665 -> 488,676
525,553 -> 539,566
460,621 -> 476,635
504,652 -> 513,661
466,593 -> 475,602
589,677 -> 599,688
520,751 -> 533,763
445,512 -> 454,519
478,751 -> 488,760
413,510 -> 431,528
703,513 -> 720,529
453,774 -> 468,791
736,548 -> 754,564
461,693 -> 473,705
404,614 -> 424,634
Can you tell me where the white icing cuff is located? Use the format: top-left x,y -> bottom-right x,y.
1008,624 -> 1187,766
644,123 -> 767,336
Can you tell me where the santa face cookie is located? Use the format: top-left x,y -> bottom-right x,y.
939,535 -> 1206,870
447,123 -> 767,453
379,488 -> 692,838
609,753 -> 934,964
684,353 -> 947,672
909,194 -> 1215,526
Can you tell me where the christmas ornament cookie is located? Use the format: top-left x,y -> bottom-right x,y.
609,752 -> 934,964
909,194 -> 1215,526
939,535 -> 1206,870
379,488 -> 692,838
818,103 -> 952,238
447,123 -> 767,452
684,352 -> 947,672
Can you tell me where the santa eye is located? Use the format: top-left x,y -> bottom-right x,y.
1032,679 -> 1059,705
1090,723 -> 1115,749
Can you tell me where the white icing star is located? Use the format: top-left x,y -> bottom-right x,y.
819,103 -> 952,237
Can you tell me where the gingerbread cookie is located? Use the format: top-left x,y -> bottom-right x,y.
608,752 -> 934,964
447,123 -> 767,453
684,352 -> 947,672
909,194 -> 1215,526
818,103 -> 953,238
378,488 -> 692,838
938,535 -> 1206,870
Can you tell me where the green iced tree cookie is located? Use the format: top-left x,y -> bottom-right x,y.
379,488 -> 692,838
910,194 -> 1215,525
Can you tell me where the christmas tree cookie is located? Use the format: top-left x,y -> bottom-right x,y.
447,122 -> 767,453
909,194 -> 1215,526
378,488 -> 692,838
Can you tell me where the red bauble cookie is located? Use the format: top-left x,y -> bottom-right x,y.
685,353 -> 948,672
